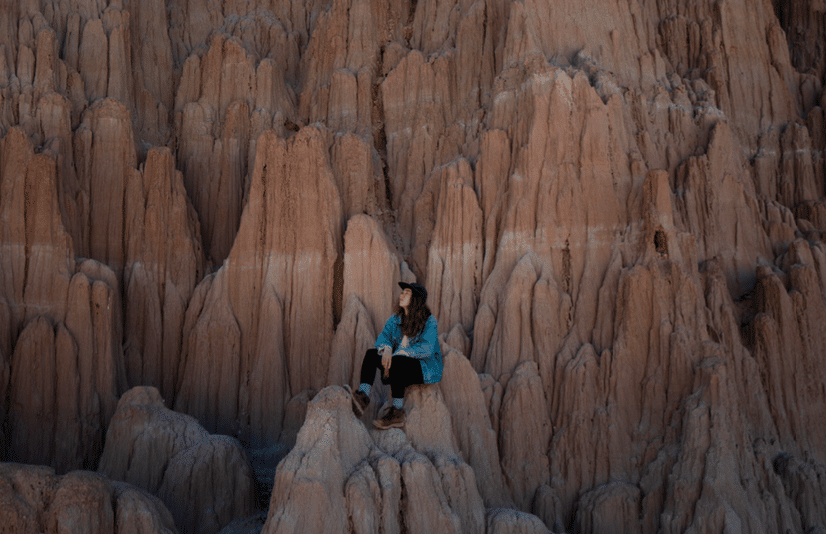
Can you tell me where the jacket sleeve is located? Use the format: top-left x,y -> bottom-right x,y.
375,315 -> 398,352
397,316 -> 438,360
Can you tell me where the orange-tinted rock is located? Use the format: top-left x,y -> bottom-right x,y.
297,0 -> 407,131
33,28 -> 58,104
499,361 -> 551,511
329,214 -> 400,389
8,318 -> 67,469
7,263 -> 124,473
674,122 -> 773,296
78,18 -> 108,102
331,134 -> 388,220
174,32 -> 299,263
0,128 -> 124,472
381,49 -> 451,255
176,37 -> 256,263
340,214 -> 400,331
424,158 -> 483,336
102,6 -> 135,110
29,93 -> 203,404
472,68 -> 623,378
0,129 -> 73,331
176,127 -> 342,443
3,0 -> 826,531
773,2 -> 826,101
123,147 -> 204,401
439,348 -> 511,508
263,387 -> 373,534
127,0 -> 174,147
749,250 -> 826,457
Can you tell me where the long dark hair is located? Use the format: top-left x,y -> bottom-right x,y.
396,292 -> 431,337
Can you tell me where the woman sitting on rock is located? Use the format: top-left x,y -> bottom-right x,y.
351,282 -> 442,429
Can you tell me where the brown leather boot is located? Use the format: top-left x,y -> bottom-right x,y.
372,407 -> 405,429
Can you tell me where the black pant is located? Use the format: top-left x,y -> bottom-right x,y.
359,348 -> 424,399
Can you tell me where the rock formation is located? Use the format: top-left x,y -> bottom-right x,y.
0,463 -> 178,534
174,126 -> 343,445
1,0 -> 826,532
1,127 -> 124,473
264,385 -> 501,534
99,386 -> 254,534
122,146 -> 205,403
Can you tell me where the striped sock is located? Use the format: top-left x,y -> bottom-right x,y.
392,397 -> 403,410
359,383 -> 371,395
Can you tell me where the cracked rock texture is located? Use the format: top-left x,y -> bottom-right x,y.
1,0 -> 826,532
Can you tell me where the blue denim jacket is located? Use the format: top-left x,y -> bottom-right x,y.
375,314 -> 442,384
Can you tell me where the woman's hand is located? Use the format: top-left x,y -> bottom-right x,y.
382,346 -> 392,377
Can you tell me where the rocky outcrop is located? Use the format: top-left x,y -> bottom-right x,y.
0,463 -> 178,534
175,127 -> 342,445
72,99 -> 205,401
123,147 -> 205,402
328,214 -> 401,389
439,348 -> 510,508
424,158 -> 484,337
262,384 -> 532,534
749,244 -> 826,457
2,0 -> 826,532
0,127 -> 124,473
98,387 -> 255,534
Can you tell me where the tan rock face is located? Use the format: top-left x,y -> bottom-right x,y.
2,0 -> 826,532
263,385 -> 495,534
99,386 -> 254,534
0,128 -> 124,473
175,127 -> 342,444
328,214 -> 400,388
123,147 -> 204,402
0,463 -> 177,534
73,98 -> 137,269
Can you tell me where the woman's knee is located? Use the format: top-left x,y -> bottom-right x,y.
389,357 -> 423,385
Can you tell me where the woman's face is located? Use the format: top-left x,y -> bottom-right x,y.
399,288 -> 412,309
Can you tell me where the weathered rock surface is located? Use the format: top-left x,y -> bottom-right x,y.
216,513 -> 267,534
263,385 -> 529,534
0,127 -> 125,473
174,126 -> 342,445
2,0 -> 826,532
328,214 -> 402,393
99,387 -> 254,534
123,146 -> 205,402
439,347 -> 510,508
0,462 -> 178,534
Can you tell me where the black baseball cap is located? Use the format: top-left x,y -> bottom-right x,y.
398,282 -> 427,300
